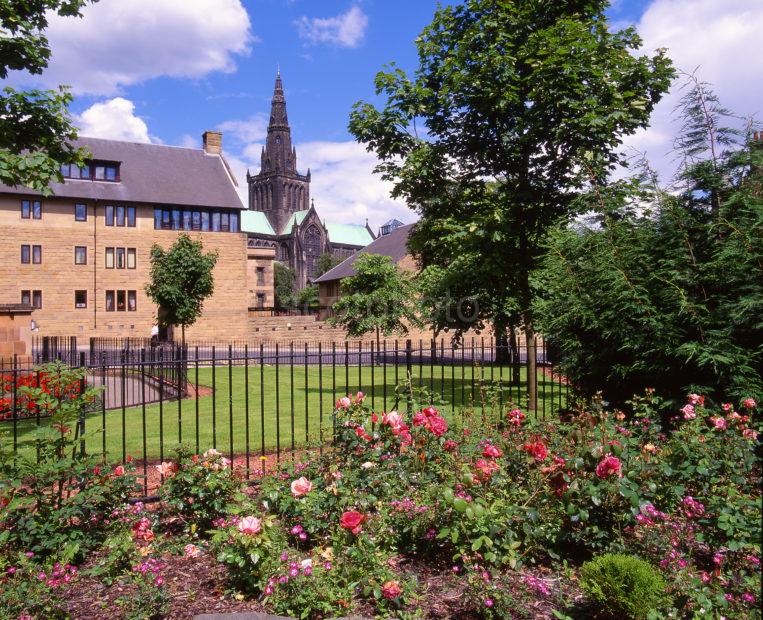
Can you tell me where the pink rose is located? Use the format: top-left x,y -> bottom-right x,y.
336,396 -> 352,410
742,398 -> 757,410
113,465 -> 125,476
443,439 -> 458,451
482,444 -> 502,458
155,461 -> 176,477
237,516 -> 263,536
681,404 -> 696,420
184,544 -> 202,558
688,393 -> 703,405
507,408 -> 526,427
381,411 -> 404,431
422,406 -> 438,418
290,476 -> 313,497
412,412 -> 427,427
354,391 -> 365,404
710,416 -> 727,430
595,455 -> 622,479
722,403 -> 733,411
743,428 -> 759,440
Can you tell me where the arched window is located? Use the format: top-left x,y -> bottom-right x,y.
279,243 -> 290,263
304,225 -> 322,278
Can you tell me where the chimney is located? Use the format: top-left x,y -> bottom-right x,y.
202,130 -> 223,155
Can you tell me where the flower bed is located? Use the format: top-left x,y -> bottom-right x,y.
0,369 -> 760,618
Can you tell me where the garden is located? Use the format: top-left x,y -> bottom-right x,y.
0,362 -> 759,618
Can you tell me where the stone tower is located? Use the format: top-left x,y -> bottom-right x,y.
247,71 -> 311,234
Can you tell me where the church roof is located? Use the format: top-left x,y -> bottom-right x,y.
0,136 -> 245,210
325,221 -> 374,247
283,209 -> 309,231
314,223 -> 414,283
240,210 -> 276,235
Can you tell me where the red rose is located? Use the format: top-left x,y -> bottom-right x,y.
422,406 -> 438,418
413,412 -> 427,427
523,440 -> 548,462
482,444 -> 502,458
340,510 -> 366,535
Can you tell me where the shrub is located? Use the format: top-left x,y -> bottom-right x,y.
157,446 -> 244,533
581,553 -> 666,619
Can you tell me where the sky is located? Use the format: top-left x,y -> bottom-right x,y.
4,0 -> 762,230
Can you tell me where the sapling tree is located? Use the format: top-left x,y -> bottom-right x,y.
145,234 -> 218,349
329,253 -> 421,352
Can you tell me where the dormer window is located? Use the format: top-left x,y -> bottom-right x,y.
60,160 -> 120,182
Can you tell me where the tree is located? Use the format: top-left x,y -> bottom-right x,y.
296,285 -> 319,310
315,253 -> 343,278
0,1 -> 95,193
534,80 -> 763,407
349,0 -> 674,407
145,234 -> 218,348
329,254 -> 421,351
274,262 -> 296,310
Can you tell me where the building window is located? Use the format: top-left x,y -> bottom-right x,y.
192,211 -> 201,231
116,205 -> 125,226
304,225 -> 322,278
21,245 -> 30,264
75,203 -> 87,221
105,247 -> 114,269
105,205 -> 114,226
201,211 -> 210,231
21,290 -> 31,305
127,206 -> 136,227
116,290 -> 126,311
256,293 -> 265,308
74,290 -> 87,309
32,290 -> 42,309
75,246 -> 87,265
116,247 -> 125,269
127,290 -> 137,311
21,200 -> 42,219
256,266 -> 265,285
211,211 -> 221,232
32,245 -> 41,264
127,248 -> 136,269
182,210 -> 192,230
105,290 -> 115,312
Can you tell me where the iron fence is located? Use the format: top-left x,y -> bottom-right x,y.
3,338 -> 569,493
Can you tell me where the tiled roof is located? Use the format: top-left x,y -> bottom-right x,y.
241,210 -> 276,235
325,221 -> 374,247
0,137 -> 245,210
314,223 -> 414,283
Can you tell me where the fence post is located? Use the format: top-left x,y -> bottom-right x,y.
405,339 -> 413,414
78,351 -> 86,457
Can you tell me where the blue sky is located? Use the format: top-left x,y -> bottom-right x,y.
4,0 -> 762,229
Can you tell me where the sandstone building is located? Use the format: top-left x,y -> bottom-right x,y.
244,72 -> 375,289
0,132 -> 274,340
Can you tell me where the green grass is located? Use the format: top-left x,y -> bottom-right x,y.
8,362 -> 568,463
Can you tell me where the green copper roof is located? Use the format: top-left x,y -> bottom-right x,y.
325,221 -> 374,247
283,210 -> 309,231
240,210 -> 275,235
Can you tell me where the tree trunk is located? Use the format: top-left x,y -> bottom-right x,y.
494,319 -> 510,364
524,316 -> 537,413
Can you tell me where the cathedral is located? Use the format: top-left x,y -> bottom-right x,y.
243,72 -> 375,290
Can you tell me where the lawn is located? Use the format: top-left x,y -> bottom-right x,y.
7,361 -> 568,465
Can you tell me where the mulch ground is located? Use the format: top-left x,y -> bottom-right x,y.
61,549 -> 579,619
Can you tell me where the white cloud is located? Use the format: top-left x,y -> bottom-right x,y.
295,5 -> 368,48
12,0 -> 252,95
622,0 -> 763,182
217,114 -> 269,144
77,97 -> 151,143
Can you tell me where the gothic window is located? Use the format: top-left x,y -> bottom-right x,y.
279,243 -> 290,263
304,225 -> 322,279
275,136 -> 282,145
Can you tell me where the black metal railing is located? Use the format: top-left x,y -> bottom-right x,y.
5,338 -> 569,494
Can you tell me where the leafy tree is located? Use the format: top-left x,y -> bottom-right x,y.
274,261 -> 296,309
349,0 -> 674,407
329,253 -> 421,351
315,253 -> 343,278
0,1 -> 96,193
296,285 -> 319,310
534,80 -> 763,407
145,234 -> 218,347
